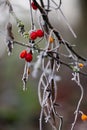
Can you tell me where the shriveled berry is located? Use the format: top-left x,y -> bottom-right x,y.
36,29 -> 44,37
78,63 -> 84,68
25,53 -> 33,62
30,31 -> 37,40
20,50 -> 27,59
28,68 -> 31,75
81,114 -> 87,121
31,2 -> 38,10
48,36 -> 54,43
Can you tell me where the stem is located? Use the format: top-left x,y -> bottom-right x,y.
65,42 -> 86,62
39,107 -> 44,130
33,0 -> 87,62
33,0 -> 63,41
47,0 -> 50,12
51,0 -> 62,9
40,0 -> 44,8
13,41 -> 87,76
29,0 -> 34,30
71,73 -> 84,130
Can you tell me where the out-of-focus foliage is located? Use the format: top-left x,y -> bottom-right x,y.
0,48 -> 40,130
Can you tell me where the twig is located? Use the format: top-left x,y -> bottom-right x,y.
71,73 -> 84,130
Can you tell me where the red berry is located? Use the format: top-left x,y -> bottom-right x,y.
30,31 -> 37,40
25,53 -> 33,62
36,29 -> 44,37
20,50 -> 27,59
31,2 -> 38,10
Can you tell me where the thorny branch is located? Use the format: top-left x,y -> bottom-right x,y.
1,0 -> 87,130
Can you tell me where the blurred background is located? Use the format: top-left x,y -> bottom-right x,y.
0,0 -> 87,130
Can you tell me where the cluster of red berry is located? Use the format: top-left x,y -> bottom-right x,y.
30,2 -> 44,40
19,50 -> 33,62
19,2 -> 44,62
29,29 -> 44,40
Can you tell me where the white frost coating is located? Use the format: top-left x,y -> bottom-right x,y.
0,0 -> 81,24
0,0 -> 81,56
0,1 -> 9,57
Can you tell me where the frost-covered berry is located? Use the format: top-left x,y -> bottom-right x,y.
36,29 -> 44,37
25,53 -> 33,62
20,50 -> 27,59
30,31 -> 37,40
31,2 -> 38,10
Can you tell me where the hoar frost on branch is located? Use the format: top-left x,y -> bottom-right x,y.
0,0 -> 87,130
